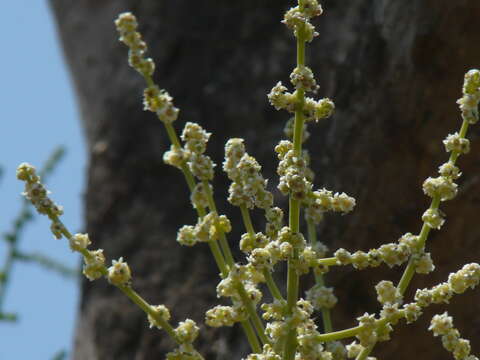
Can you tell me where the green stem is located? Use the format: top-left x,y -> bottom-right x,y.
264,270 -> 284,302
316,324 -> 363,342
284,12 -> 307,359
307,219 -> 333,333
240,321 -> 262,353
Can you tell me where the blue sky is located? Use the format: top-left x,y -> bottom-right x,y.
0,1 -> 85,358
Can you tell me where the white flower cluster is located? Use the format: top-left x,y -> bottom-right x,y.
306,284 -> 338,309
163,145 -> 187,169
83,249 -> 106,281
355,313 -> 378,347
177,212 -> 231,246
244,344 -> 281,360
115,13 -> 179,124
17,164 -> 104,283
115,13 -> 154,76
419,71 -> 479,233
181,122 -> 216,181
282,0 -> 323,42
262,297 -> 345,359
429,312 -> 478,360
423,176 -> 458,202
289,299 -> 337,359
107,257 -> 132,286
223,138 -> 274,210
174,318 -> 200,344
304,188 -> 356,225
165,317 -> 204,359
415,263 -> 480,307
17,163 -> 64,221
267,82 -> 335,123
143,85 -> 179,124
265,206 -> 284,240
457,69 -> 480,125
147,304 -> 171,329
374,280 -> 402,305
268,0 -> 335,124
290,66 -> 319,92
241,226 -> 329,277
164,122 -> 217,183
206,265 -> 264,328
421,208 -> 445,230
205,304 -> 246,327
443,133 -> 470,154
334,232 -> 421,270
276,140 -> 312,200
69,233 -> 92,252
345,341 -> 377,360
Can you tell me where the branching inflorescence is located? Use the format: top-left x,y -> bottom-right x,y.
16,0 -> 480,359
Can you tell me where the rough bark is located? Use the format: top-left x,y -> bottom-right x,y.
49,0 -> 480,359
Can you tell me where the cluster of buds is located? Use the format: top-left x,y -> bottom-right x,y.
245,345 -> 281,360
334,232 -> 421,270
177,212 -> 231,246
262,298 -> 337,359
423,176 -> 458,202
265,206 -> 284,240
115,12 -> 153,76
16,161 -> 136,290
223,138 -> 274,210
17,163 -> 63,220
355,313 -> 378,347
457,69 -> 480,125
205,304 -> 246,327
304,188 -> 356,224
107,257 -> 132,286
305,284 -> 338,310
429,312 -> 477,360
275,140 -> 312,200
290,66 -> 319,93
147,304 -> 171,329
115,13 -> 179,124
216,265 -> 263,306
374,280 -> 402,305
83,249 -> 106,281
244,226 -> 324,275
164,122 -> 216,182
420,69 -> 479,232
166,319 -> 203,359
206,265 -> 263,329
283,0 -> 323,42
415,263 -> 480,307
181,123 -> 216,181
346,302 -> 422,357
267,82 -> 335,122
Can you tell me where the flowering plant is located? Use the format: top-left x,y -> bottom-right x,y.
17,1 -> 479,359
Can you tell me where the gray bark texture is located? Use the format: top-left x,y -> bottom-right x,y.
49,0 -> 480,359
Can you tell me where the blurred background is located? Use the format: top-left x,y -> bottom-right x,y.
0,0 -> 84,358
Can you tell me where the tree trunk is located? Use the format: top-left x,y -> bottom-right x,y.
49,1 -> 480,359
